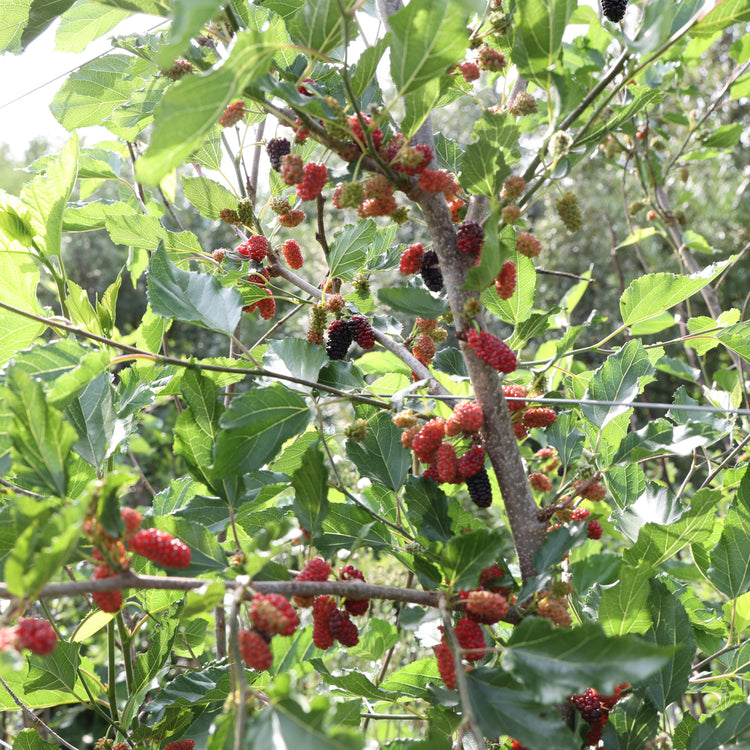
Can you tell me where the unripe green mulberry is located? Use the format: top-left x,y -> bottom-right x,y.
549,131 -> 573,160
628,200 -> 647,216
555,192 -> 583,233
344,419 -> 369,442
237,198 -> 255,227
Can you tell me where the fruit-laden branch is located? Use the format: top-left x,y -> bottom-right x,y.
0,575 -> 522,623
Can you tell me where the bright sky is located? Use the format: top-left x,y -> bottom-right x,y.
0,16 -> 157,160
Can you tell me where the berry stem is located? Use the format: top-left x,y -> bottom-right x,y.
107,620 -> 121,724
115,612 -> 136,695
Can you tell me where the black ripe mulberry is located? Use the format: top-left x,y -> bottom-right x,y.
266,138 -> 291,171
466,467 -> 493,508
601,0 -> 627,22
326,320 -> 354,360
420,250 -> 444,292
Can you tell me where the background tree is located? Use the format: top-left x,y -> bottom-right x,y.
1,0 -> 750,749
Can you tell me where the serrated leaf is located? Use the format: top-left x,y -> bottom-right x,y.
403,476 -> 453,543
582,340 -> 654,429
686,702 -> 750,749
287,0 -> 356,56
389,0 -> 469,98
317,504 -> 392,555
263,338 -> 329,388
465,668 -> 580,749
503,619 -> 673,703
708,509 -> 750,598
599,565 -> 652,636
311,659 -> 397,701
442,529 -> 505,590
328,221 -> 376,282
55,2 -> 131,53
65,373 -> 116,467
351,36 -> 389,98
181,176 -> 237,220
693,0 -> 750,37
25,641 -> 82,695
717,322 -> 750,365
214,384 -> 310,476
147,243 -> 242,335
377,286 -> 448,318
292,445 -> 329,536
345,411 -> 410,491
603,695 -> 661,750
620,259 -> 733,327
459,113 -> 512,198
11,729 -> 61,749
613,418 -> 719,464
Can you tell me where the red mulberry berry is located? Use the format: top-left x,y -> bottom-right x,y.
529,472 -> 552,492
423,464 -> 440,481
413,334 -> 436,367
501,176 -> 525,202
503,384 -> 527,412
515,231 -> 542,258
454,616 -> 486,661
92,565 -> 123,613
522,407 -> 557,428
294,558 -> 332,607
448,401 -> 483,434
297,163 -> 328,201
411,419 -> 446,464
458,445 -> 485,478
456,221 -> 485,255
277,209 -> 305,227
219,209 -> 241,225
449,197 -> 465,223
508,92 -> 538,116
14,618 -> 57,656
418,169 -> 453,194
238,629 -> 273,671
237,235 -> 269,262
466,467 -> 493,508
495,260 -> 517,299
400,425 -> 420,450
219,100 -> 245,127
478,564 -> 505,592
266,138 -> 291,171
501,204 -> 522,224
348,114 -> 383,150
164,741 -> 196,750
281,239 -> 303,269
351,316 -> 375,349
326,319 -> 354,360
459,61 -> 480,82
436,442 -> 459,483
478,45 -> 506,71
120,507 -> 142,537
571,507 -> 590,522
390,144 -> 432,175
466,328 -> 517,373
249,593 -> 299,636
588,520 -> 603,539
162,59 -> 193,80
399,243 -> 424,275
329,608 -> 359,647
340,565 -> 369,615
326,294 -> 346,313
280,154 -> 305,185
128,528 -> 191,568
465,590 -> 508,624
312,596 -> 337,649
435,640 -> 456,689
574,480 -> 606,501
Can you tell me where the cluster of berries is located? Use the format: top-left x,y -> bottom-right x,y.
84,508 -> 191,613
435,564 -> 514,688
466,328 -> 517,373
239,593 -> 300,672
0,617 -> 57,656
279,154 -> 328,201
536,582 -> 573,627
95,740 -> 191,750
500,384 -> 557,439
399,243 -> 444,292
570,684 -> 629,745
549,503 -> 603,542
397,405 -> 493,508
161,59 -> 193,80
324,316 -> 376,359
268,195 -> 305,228
291,558 -> 369,649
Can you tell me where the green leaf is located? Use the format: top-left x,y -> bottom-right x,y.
147,243 -> 242,335
136,27 -> 280,185
620,259 -> 733,327
25,641 -> 82,695
11,728 -> 61,749
512,0 -> 576,90
156,0 -> 218,67
351,36 -> 390,98
6,368 -> 77,497
546,411 -> 584,469
65,373 -> 116,468
181,176 -> 238,220
328,221 -> 376,282
613,418 -> 720,464
708,509 -> 750,598
623,489 -> 717,567
483,253 -> 536,324
214,384 -> 310,476
389,0 -> 469,98
686,702 -> 750,749
292,445 -> 329,536
55,2 -> 131,53
403,476 -> 453,543
264,338 -> 329,388
317,504 -> 392,555
377,286 -> 448,319
582,340 -> 655,429
645,579 -> 695,710
693,0 -> 750,37
311,659 -> 398,701
459,113 -> 512,198
345,411 -> 411,492
465,668 -> 579,749
20,134 -> 79,257
503,619 -> 673,703
287,0 -> 356,56
599,565 -> 652,636
0,0 -> 31,52
717,322 -> 750,365
442,529 -> 505,590
603,695 -> 661,750
20,0 -> 76,49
